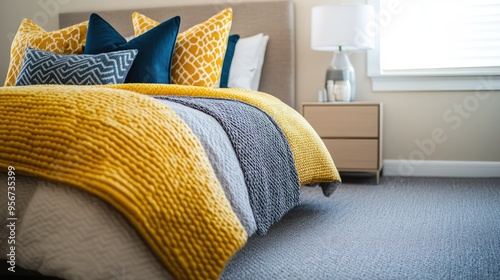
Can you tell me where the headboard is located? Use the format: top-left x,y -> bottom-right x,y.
59,0 -> 296,107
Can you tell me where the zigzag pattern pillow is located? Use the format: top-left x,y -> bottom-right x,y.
15,48 -> 138,86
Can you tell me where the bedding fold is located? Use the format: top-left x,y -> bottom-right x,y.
157,99 -> 257,236
159,96 -> 300,235
104,83 -> 342,186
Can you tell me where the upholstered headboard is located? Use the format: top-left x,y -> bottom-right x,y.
59,0 -> 296,107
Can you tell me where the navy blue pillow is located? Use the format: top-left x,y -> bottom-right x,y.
220,34 -> 240,88
15,47 -> 138,86
84,13 -> 180,84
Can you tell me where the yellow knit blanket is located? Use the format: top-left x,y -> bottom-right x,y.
0,84 -> 340,279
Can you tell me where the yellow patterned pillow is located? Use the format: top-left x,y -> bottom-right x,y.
4,19 -> 87,87
132,8 -> 233,87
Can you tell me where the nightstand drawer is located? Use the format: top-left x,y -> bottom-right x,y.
323,139 -> 379,170
303,105 -> 379,138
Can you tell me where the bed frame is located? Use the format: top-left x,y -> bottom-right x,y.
59,0 -> 296,107
0,3 -> 295,277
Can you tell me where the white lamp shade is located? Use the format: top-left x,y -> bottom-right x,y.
311,4 -> 375,51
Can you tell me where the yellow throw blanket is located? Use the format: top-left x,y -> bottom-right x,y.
0,85 -> 245,280
0,84 -> 340,279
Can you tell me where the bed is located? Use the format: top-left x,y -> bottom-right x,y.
0,1 -> 341,279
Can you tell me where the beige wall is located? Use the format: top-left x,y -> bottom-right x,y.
1,0 -> 499,164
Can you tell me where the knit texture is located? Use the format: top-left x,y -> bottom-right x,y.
0,85 -> 246,280
158,99 -> 257,235
105,83 -> 342,186
161,96 -> 300,235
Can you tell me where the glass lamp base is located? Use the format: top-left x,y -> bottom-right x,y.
325,52 -> 356,101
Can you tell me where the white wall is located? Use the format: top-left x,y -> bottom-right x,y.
1,0 -> 499,171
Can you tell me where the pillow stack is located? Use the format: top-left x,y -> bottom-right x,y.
5,7 -> 268,90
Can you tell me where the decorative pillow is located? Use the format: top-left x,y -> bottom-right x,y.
228,33 -> 269,91
220,34 -> 240,88
85,13 -> 180,84
4,18 -> 87,86
132,8 -> 233,87
15,47 -> 138,86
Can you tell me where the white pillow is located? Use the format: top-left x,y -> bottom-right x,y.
228,33 -> 269,91
250,35 -> 269,91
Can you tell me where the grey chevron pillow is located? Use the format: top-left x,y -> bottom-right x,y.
15,47 -> 138,86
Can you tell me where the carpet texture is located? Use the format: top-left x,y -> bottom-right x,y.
221,176 -> 500,279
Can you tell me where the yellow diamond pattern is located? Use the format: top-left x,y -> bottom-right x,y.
132,8 -> 232,87
4,18 -> 87,87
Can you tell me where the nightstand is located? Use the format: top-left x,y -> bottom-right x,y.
302,102 -> 383,184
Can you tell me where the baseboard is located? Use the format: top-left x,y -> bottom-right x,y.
383,160 -> 500,177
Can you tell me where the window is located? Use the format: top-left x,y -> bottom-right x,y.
367,0 -> 500,91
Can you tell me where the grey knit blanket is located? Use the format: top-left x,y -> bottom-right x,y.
157,96 -> 300,235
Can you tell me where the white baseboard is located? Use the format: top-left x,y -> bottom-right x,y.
383,160 -> 500,177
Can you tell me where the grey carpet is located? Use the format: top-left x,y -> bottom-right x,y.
221,176 -> 500,280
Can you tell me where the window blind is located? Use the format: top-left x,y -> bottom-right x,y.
379,0 -> 500,73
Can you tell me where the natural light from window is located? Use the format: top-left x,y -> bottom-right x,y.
367,0 -> 500,91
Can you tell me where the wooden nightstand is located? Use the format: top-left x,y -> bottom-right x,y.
302,102 -> 383,184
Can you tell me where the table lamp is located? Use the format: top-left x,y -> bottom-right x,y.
311,4 -> 375,101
